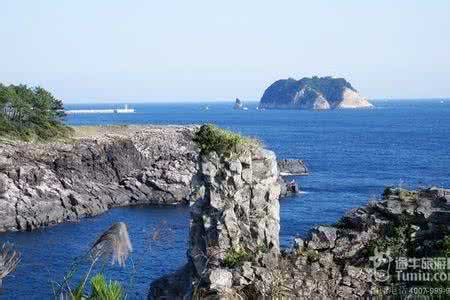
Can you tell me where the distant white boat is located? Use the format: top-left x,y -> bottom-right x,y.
441,100 -> 445,104
243,107 -> 248,110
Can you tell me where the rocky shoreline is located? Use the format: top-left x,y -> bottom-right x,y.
0,126 -> 199,232
3,124 -> 447,299
0,126 -> 307,232
149,136 -> 450,299
149,144 -> 450,299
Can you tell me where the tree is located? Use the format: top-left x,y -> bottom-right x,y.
0,83 -> 72,141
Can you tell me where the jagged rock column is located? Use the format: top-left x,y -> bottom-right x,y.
188,145 -> 281,295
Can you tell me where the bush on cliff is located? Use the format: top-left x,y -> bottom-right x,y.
193,124 -> 256,155
0,83 -> 72,141
223,247 -> 251,268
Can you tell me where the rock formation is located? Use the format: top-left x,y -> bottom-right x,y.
275,187 -> 450,298
277,159 -> 308,196
277,159 -> 308,176
150,178 -> 450,298
233,98 -> 243,110
0,125 -> 310,233
0,126 -> 199,232
259,76 -> 374,110
150,140 -> 282,299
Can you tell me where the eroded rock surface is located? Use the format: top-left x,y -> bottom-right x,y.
0,126 -> 199,232
277,159 -> 308,175
150,181 -> 450,299
149,143 -> 281,299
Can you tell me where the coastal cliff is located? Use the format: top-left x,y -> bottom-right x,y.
150,137 -> 281,299
0,125 -> 302,232
150,149 -> 450,300
0,126 -> 199,232
259,76 -> 373,110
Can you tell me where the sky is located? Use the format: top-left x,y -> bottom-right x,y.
1,0 -> 449,103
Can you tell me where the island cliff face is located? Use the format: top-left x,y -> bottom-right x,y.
259,76 -> 373,110
0,126 -> 199,232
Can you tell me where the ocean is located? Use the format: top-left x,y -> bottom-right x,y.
1,100 -> 449,299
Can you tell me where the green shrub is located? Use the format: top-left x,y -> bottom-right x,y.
223,247 -> 251,268
383,187 -> 416,201
305,249 -> 320,263
295,247 -> 319,263
193,124 -> 256,155
367,225 -> 410,258
89,273 -> 125,300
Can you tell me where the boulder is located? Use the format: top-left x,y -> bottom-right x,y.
308,226 -> 338,250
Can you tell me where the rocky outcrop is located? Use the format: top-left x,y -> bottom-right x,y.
277,159 -> 308,196
150,142 -> 282,299
0,126 -> 199,232
233,98 -> 243,110
277,159 -> 308,176
273,186 -> 450,298
259,76 -> 373,110
151,182 -> 450,299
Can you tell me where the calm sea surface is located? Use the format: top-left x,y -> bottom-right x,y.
1,100 -> 449,299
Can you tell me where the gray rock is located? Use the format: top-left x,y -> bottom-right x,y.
277,159 -> 309,175
293,237 -> 305,251
151,140 -> 282,298
308,226 -> 338,250
0,126 -> 199,232
209,269 -> 233,291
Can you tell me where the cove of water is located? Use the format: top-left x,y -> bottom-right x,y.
1,100 -> 449,299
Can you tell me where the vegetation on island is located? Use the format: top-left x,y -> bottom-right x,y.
0,83 -> 72,141
193,124 -> 258,155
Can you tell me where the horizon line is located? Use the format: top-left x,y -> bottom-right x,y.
62,97 -> 449,104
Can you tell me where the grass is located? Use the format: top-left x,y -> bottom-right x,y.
193,124 -> 259,155
367,225 -> 411,258
89,274 -> 125,300
0,120 -> 74,143
71,125 -> 132,139
223,247 -> 251,268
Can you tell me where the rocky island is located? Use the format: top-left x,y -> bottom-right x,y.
259,76 -> 374,110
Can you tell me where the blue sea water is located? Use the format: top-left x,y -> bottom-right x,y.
1,100 -> 449,299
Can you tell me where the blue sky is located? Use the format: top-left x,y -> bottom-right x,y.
1,0 -> 449,103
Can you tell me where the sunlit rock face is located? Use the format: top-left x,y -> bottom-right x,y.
259,76 -> 373,110
149,142 -> 282,299
0,126 -> 199,232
